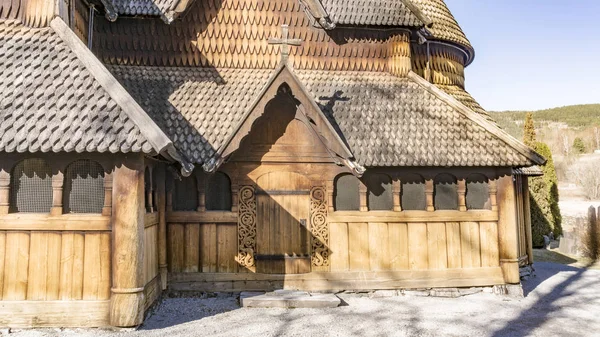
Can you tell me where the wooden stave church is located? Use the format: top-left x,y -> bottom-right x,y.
0,0 -> 546,328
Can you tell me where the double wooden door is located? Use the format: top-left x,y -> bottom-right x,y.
255,172 -> 311,274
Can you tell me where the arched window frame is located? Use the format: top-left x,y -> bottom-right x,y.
466,173 -> 492,210
172,173 -> 199,212
365,173 -> 393,211
9,158 -> 53,214
334,173 -> 361,211
63,159 -> 106,214
400,173 -> 427,211
205,171 -> 232,211
434,173 -> 459,211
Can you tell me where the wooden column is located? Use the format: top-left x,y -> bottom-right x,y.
425,179 -> 434,212
0,169 -> 9,215
50,172 -> 64,216
156,164 -> 168,290
393,179 -> 402,211
197,175 -> 206,212
489,179 -> 498,211
109,155 -> 145,327
458,179 -> 467,211
146,167 -> 154,213
359,183 -> 368,212
497,174 -> 520,284
102,173 -> 113,216
522,177 -> 534,265
326,180 -> 334,213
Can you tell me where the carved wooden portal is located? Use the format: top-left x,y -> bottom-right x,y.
255,172 -> 311,274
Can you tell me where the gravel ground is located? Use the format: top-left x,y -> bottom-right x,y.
5,262 -> 600,337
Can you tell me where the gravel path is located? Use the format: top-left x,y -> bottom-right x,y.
6,262 -> 600,337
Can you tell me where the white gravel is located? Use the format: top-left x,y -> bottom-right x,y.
6,262 -> 600,337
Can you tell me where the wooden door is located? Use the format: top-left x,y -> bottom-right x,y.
255,172 -> 312,274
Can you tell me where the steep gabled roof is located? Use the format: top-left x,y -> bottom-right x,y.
0,18 -> 191,171
110,63 -> 544,169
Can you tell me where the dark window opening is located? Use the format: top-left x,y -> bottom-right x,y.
206,172 -> 232,211
334,174 -> 360,211
466,174 -> 491,210
10,159 -> 53,213
401,174 -> 427,211
434,174 -> 458,210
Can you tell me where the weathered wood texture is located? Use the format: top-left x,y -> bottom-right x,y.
0,301 -> 110,328
143,216 -> 159,285
93,0 -> 412,73
497,174 -> 520,284
329,221 -> 499,272
0,0 -> 54,28
0,230 -> 111,301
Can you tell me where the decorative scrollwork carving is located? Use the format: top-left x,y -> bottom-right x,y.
236,185 -> 257,268
310,186 -> 329,267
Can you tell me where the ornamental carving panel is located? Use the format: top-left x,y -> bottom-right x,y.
236,185 -> 257,268
310,186 -> 329,267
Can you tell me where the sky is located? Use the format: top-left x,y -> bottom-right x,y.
445,0 -> 600,112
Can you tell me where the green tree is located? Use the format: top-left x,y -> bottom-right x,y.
529,142 -> 563,246
573,137 -> 586,154
523,112 -> 536,147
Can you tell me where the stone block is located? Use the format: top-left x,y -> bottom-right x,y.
241,291 -> 340,308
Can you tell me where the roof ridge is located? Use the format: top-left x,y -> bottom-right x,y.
400,0 -> 433,27
49,17 -> 193,174
407,71 -> 546,166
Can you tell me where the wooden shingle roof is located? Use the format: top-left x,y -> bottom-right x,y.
108,64 -> 544,169
0,19 -> 192,171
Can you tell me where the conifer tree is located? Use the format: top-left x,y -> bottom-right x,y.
523,112 -> 536,147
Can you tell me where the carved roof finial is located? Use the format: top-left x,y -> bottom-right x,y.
268,24 -> 303,64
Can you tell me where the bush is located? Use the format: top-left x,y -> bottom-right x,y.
530,142 -> 563,246
573,137 -> 586,154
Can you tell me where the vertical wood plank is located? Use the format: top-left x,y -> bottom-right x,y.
256,195 -> 270,256
0,231 -> 5,300
446,222 -> 462,269
217,225 -> 238,273
27,232 -> 48,300
348,223 -> 369,271
59,232 -> 85,300
184,224 -> 200,273
368,223 -> 389,271
461,222 -> 481,268
480,222 -> 500,267
201,224 -> 217,273
83,233 -> 101,300
99,233 -> 111,300
408,223 -> 428,270
45,232 -> 62,300
389,223 -> 409,270
168,224 -> 185,272
427,222 -> 447,270
329,223 -> 349,272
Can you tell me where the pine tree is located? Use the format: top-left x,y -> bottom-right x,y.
523,112 -> 536,147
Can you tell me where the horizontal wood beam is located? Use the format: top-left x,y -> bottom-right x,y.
166,211 -> 238,224
328,210 -> 498,223
169,267 -> 505,292
0,215 -> 110,231
0,301 -> 110,328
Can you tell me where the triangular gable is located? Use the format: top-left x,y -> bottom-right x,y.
49,18 -> 194,174
407,71 -> 546,166
217,64 -> 364,175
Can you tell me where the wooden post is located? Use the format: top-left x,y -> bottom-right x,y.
231,183 -> 239,213
109,155 -> 145,327
197,174 -> 206,212
489,179 -> 498,211
522,177 -> 534,265
0,169 -> 9,215
102,173 -> 113,216
497,174 -> 520,284
359,183 -> 368,212
326,180 -> 334,213
393,179 -> 402,211
50,172 -> 64,216
425,179 -> 434,212
457,179 -> 466,211
156,164 -> 168,290
146,167 -> 154,213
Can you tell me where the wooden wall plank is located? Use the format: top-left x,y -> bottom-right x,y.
3,232 -> 30,300
59,232 -> 85,300
0,231 -> 5,300
184,224 -> 200,273
408,223 -> 428,270
45,232 -> 62,300
256,195 -> 270,257
99,233 -> 111,300
427,222 -> 448,270
368,223 -> 389,271
388,223 -> 408,270
217,225 -> 238,273
446,222 -> 461,269
83,233 -> 101,300
348,223 -> 369,271
0,300 -> 110,328
200,223 -> 217,273
168,224 -> 185,272
461,222 -> 481,268
27,232 -> 48,300
329,222 -> 349,272
480,222 -> 500,267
